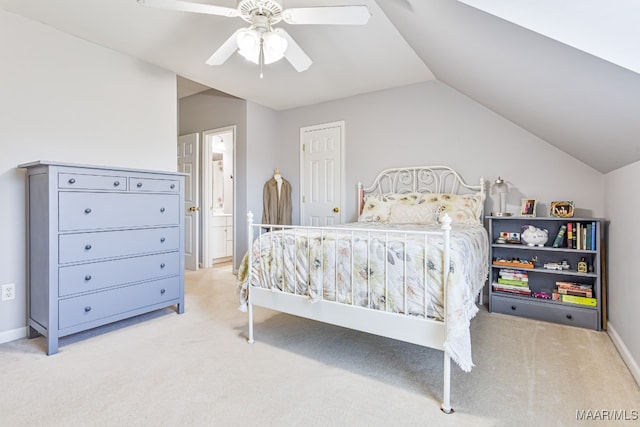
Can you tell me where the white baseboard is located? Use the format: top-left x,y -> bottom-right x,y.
0,326 -> 27,345
607,323 -> 640,387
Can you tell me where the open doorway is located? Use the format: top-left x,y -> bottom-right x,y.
202,126 -> 235,268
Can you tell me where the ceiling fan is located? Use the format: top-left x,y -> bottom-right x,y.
137,0 -> 371,77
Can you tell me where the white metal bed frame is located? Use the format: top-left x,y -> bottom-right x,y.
245,166 -> 485,414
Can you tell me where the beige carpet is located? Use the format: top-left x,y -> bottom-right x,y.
1,264 -> 638,427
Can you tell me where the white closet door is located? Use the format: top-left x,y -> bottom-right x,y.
178,133 -> 199,270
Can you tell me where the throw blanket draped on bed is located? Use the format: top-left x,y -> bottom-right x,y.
238,222 -> 488,372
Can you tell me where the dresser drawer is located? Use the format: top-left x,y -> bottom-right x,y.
59,173 -> 127,191
59,192 -> 179,231
58,277 -> 180,330
59,227 -> 179,263
129,177 -> 180,193
59,252 -> 180,297
491,295 -> 598,329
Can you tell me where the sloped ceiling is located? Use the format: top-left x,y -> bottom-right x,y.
1,0 -> 639,173
376,0 -> 640,174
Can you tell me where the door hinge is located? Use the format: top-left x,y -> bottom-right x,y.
302,144 -> 305,152
302,195 -> 305,203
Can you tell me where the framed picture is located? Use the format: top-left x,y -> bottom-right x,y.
550,201 -> 575,218
520,199 -> 537,217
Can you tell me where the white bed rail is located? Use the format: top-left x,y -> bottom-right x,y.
245,211 -> 455,413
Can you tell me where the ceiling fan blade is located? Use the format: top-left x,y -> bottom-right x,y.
205,29 -> 242,65
137,0 -> 239,18
274,28 -> 312,72
282,6 -> 370,25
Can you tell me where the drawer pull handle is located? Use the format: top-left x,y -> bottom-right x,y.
160,207 -> 166,213
510,305 -> 517,311
84,208 -> 92,214
84,306 -> 92,312
85,244 -> 92,250
160,237 -> 166,243
137,182 -> 143,188
160,288 -> 166,294
68,178 -> 76,184
566,314 -> 573,320
113,181 -> 120,187
170,184 -> 175,189
85,275 -> 92,281
160,263 -> 166,268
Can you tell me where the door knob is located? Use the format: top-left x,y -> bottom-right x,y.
333,207 -> 340,213
188,206 -> 200,212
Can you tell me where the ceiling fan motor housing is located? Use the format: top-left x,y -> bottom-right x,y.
238,0 -> 284,25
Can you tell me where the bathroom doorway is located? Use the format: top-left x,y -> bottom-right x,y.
202,126 -> 235,268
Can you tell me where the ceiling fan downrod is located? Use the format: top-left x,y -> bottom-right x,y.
259,37 -> 265,79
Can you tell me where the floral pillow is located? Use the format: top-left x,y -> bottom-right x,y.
358,193 -> 423,223
360,192 -> 484,224
359,194 -> 392,222
420,193 -> 485,225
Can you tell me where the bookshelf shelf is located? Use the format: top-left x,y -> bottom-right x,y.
491,244 -> 597,254
487,216 -> 605,331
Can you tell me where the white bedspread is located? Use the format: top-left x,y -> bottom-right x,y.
238,222 -> 488,372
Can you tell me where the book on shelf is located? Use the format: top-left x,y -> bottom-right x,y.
492,282 -> 531,296
552,292 -> 597,307
497,278 -> 529,287
557,287 -> 593,298
572,222 -> 577,249
566,222 -> 573,249
556,281 -> 593,290
552,224 -> 567,248
499,269 -> 529,280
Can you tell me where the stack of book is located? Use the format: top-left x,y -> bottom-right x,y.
492,269 -> 531,296
552,281 -> 596,306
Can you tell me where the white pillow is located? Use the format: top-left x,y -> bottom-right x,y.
388,203 -> 437,224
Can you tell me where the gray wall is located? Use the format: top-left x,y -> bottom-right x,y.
605,162 -> 640,384
178,91 -> 248,270
0,10 -> 177,341
280,81 -> 605,222
178,92 -> 282,269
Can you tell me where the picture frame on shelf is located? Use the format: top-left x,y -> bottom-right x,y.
550,200 -> 575,218
520,199 -> 537,217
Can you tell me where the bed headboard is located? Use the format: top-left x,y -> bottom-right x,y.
357,165 -> 485,215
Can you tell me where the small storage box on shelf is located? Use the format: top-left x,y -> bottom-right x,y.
487,216 -> 605,330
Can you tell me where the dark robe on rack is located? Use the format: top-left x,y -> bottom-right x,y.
262,176 -> 292,225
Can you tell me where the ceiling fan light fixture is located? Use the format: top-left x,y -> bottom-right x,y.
236,28 -> 260,59
262,31 -> 288,62
236,29 -> 287,65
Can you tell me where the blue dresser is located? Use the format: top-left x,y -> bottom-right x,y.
20,161 -> 185,354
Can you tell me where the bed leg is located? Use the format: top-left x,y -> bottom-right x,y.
441,352 -> 454,414
247,302 -> 255,344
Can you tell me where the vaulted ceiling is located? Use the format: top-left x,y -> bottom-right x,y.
1,0 -> 639,173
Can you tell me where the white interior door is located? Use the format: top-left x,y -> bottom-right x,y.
300,121 -> 344,226
178,133 -> 199,270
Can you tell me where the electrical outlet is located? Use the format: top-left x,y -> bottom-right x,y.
2,283 -> 15,301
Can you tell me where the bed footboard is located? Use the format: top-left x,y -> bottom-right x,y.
244,212 -> 456,412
